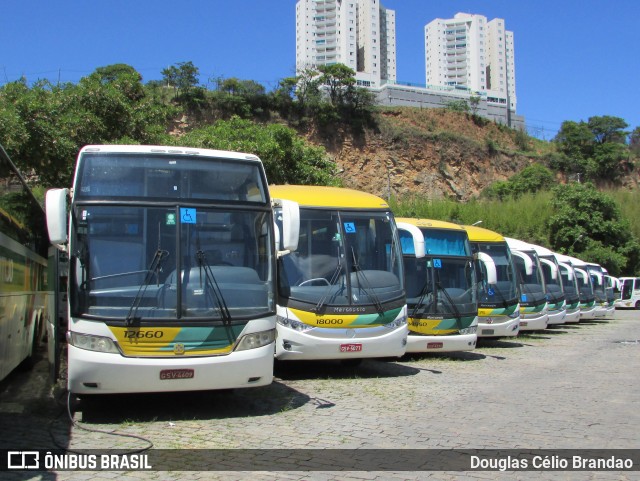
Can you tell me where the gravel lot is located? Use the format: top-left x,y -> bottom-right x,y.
2,310 -> 639,480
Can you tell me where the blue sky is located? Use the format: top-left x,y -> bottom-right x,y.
2,0 -> 638,139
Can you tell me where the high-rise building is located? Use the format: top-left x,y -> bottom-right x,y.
295,0 -> 396,87
424,13 -> 516,111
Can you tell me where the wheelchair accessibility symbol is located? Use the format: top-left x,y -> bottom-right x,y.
433,258 -> 442,268
180,208 -> 196,224
344,222 -> 356,234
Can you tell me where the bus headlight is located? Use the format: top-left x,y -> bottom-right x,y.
68,332 -> 120,354
276,315 -> 314,332
235,329 -> 276,351
384,315 -> 407,329
459,326 -> 477,335
508,310 -> 521,319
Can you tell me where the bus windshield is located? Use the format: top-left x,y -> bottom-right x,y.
559,264 -> 579,301
512,250 -> 546,305
71,206 -> 272,321
401,228 -> 476,318
405,257 -> 476,318
576,270 -> 595,301
278,208 -> 403,310
472,242 -> 518,305
539,255 -> 564,304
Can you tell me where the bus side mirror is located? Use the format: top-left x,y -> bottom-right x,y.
45,188 -> 69,250
558,262 -> 573,281
396,222 -> 425,258
511,250 -> 534,276
476,252 -> 498,285
272,198 -> 299,256
540,258 -> 558,280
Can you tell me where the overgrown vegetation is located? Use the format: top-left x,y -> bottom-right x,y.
1,61 -> 639,274
550,116 -> 635,182
391,184 -> 640,276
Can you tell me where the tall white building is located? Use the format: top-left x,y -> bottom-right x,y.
296,0 -> 396,87
424,13 -> 516,111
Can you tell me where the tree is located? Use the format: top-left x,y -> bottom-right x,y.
161,61 -> 200,99
554,120 -> 594,160
587,115 -> 628,144
591,142 -> 629,180
469,96 -> 481,116
547,183 -> 638,275
629,126 -> 640,157
483,164 -> 555,200
553,116 -> 632,182
317,63 -> 356,106
271,76 -> 298,117
175,117 -> 340,186
0,66 -> 175,187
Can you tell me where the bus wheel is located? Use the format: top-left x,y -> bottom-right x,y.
635,301 -> 640,310
21,317 -> 43,370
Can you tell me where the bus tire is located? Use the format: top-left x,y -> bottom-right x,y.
20,316 -> 43,371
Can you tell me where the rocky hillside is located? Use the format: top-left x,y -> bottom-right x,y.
305,107 -> 556,201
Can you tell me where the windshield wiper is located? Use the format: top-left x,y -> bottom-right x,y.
484,278 -> 510,308
313,258 -> 345,314
125,248 -> 169,326
350,247 -> 384,314
517,272 -> 538,304
196,250 -> 233,328
410,276 -> 434,318
435,270 -> 463,330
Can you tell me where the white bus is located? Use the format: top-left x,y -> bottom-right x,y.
397,218 -> 478,353
271,185 -> 407,362
562,255 -> 597,320
0,144 -> 57,383
615,277 -> 640,309
528,243 -> 567,325
505,238 -> 549,331
583,262 -> 612,318
45,145 -> 298,395
553,253 -> 581,323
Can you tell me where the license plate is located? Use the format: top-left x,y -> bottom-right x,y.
160,369 -> 194,380
482,329 -> 495,335
340,343 -> 362,353
427,342 -> 443,349
520,321 -> 528,327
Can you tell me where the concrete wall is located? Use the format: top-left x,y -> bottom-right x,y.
371,83 -> 525,131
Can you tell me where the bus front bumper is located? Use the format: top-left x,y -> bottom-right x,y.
546,309 -> 566,325
563,308 -> 581,324
477,317 -> 520,338
275,325 -> 408,360
519,313 -> 549,331
67,343 -> 275,395
405,333 -> 476,353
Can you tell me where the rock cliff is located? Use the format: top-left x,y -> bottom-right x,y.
306,107 -> 554,201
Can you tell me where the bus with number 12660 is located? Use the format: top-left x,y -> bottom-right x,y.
45,145 -> 299,395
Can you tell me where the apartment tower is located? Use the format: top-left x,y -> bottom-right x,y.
295,0 -> 396,87
424,13 -> 516,110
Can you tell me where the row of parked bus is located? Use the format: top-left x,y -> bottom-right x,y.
37,145 -> 631,396
271,185 -> 622,361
